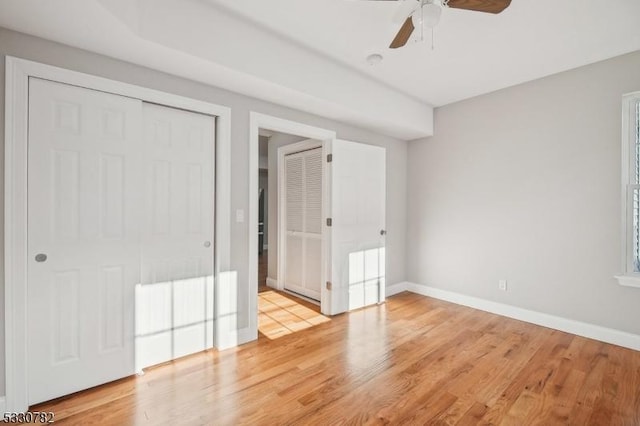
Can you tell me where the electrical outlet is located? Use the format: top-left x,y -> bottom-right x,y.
498,279 -> 507,291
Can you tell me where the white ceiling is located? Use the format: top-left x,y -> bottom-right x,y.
213,0 -> 640,106
0,0 -> 638,141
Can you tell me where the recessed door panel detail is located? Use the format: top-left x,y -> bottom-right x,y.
52,270 -> 80,364
53,150 -> 80,241
53,101 -> 80,134
283,146 -> 323,301
100,154 -> 125,239
188,127 -> 203,152
152,120 -> 171,148
187,164 -> 203,233
285,235 -> 303,287
305,237 -> 322,292
152,160 -> 171,235
101,109 -> 126,140
100,266 -> 125,352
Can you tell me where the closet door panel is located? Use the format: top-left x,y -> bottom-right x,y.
27,78 -> 142,404
136,103 -> 215,370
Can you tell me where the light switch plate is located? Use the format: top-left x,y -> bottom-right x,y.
498,279 -> 507,291
236,209 -> 245,223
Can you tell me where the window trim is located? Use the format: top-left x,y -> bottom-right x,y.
616,92 -> 640,288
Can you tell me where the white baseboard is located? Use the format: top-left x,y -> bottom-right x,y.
405,282 -> 640,352
386,281 -> 409,297
266,277 -> 278,288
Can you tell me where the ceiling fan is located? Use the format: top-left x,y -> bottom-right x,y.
378,0 -> 512,48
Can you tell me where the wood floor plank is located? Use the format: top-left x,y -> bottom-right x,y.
28,291 -> 640,425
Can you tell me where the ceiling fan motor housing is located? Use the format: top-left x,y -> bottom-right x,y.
388,0 -> 512,49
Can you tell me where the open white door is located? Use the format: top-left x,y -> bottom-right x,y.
329,139 -> 386,314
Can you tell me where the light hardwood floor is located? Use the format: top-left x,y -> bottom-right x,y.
32,292 -> 640,425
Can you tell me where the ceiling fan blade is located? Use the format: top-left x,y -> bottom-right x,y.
446,0 -> 512,14
389,17 -> 414,49
393,0 -> 419,23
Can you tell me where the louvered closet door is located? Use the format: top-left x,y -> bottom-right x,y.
27,78 -> 142,404
284,148 -> 323,301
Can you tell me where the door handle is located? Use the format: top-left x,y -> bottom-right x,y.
380,230 -> 387,236
35,253 -> 48,262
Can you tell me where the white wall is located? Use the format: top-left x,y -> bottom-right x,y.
407,50 -> 640,335
0,27 -> 408,395
259,156 -> 268,169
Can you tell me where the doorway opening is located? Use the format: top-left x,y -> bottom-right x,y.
256,128 -> 329,339
258,132 -> 270,293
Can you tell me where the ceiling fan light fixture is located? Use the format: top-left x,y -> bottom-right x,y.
423,2 -> 442,28
412,0 -> 442,29
388,0 -> 512,50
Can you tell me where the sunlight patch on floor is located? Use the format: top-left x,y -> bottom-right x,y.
258,291 -> 330,340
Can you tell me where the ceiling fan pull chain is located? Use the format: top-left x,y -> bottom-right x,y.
419,5 -> 425,42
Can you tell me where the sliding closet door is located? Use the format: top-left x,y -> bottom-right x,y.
27,78 -> 142,404
27,79 -> 216,403
283,147 -> 323,301
135,103 -> 215,370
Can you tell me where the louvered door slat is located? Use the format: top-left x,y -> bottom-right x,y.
283,146 -> 323,301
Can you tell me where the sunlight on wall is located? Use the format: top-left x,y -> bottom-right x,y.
258,291 -> 329,340
134,274 -> 214,371
348,247 -> 386,311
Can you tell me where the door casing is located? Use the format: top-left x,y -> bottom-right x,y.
249,113 -> 336,315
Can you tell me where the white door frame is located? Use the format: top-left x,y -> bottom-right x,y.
4,56 -> 232,413
277,139 -> 325,302
249,113 -> 336,316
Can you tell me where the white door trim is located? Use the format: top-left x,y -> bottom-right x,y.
277,140 -> 324,302
249,113 -> 336,317
4,56 -> 232,412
